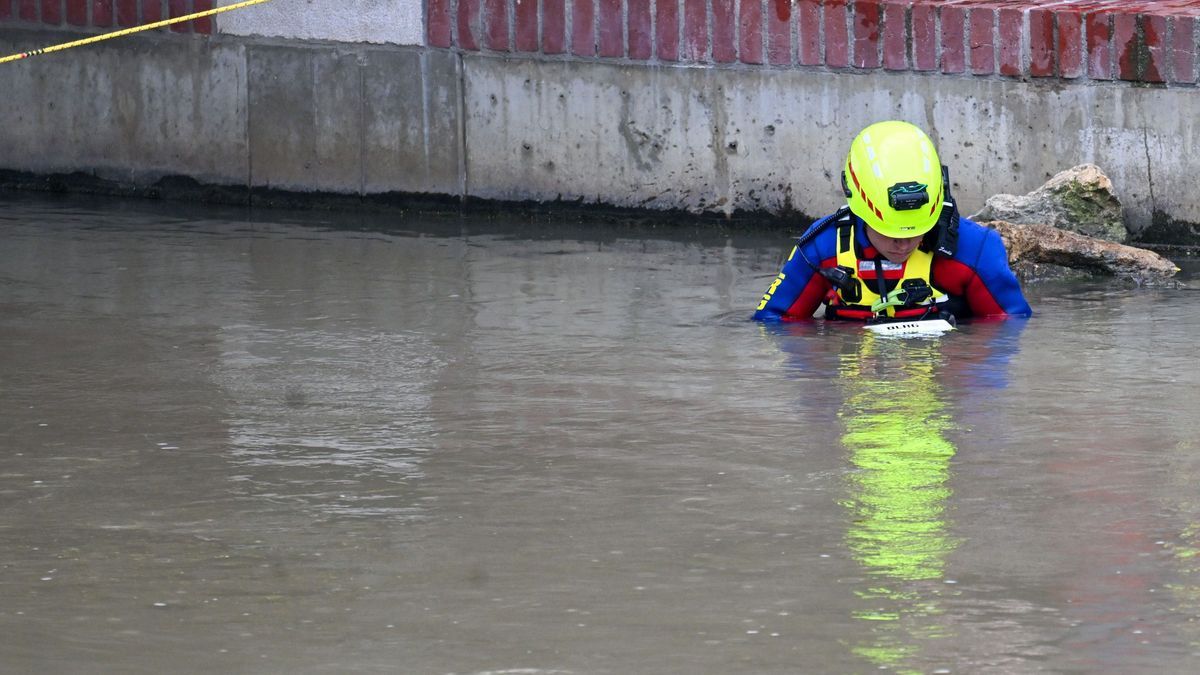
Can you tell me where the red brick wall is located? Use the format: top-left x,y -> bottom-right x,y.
0,0 -> 213,34
3,0 -> 1193,83
426,0 -> 1200,84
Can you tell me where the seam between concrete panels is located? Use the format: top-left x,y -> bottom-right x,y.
359,52 -> 366,197
456,50 -> 468,200
420,50 -> 433,192
245,42 -> 253,192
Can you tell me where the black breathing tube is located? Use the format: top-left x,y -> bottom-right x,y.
793,210 -> 858,295
796,240 -> 858,296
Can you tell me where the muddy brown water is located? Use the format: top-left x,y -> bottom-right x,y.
3,193 -> 1200,673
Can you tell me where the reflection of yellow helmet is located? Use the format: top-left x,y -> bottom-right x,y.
839,336 -> 956,583
837,335 -> 957,670
842,121 -> 944,238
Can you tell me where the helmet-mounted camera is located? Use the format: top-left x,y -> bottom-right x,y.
887,182 -> 929,211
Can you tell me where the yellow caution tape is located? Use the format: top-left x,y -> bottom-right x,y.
1,0 -> 273,65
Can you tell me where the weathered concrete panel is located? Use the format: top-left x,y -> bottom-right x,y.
361,49 -> 462,195
245,44 -> 462,196
246,44 -> 363,193
217,0 -> 423,47
0,31 -> 248,185
463,58 -> 727,212
462,55 -> 1200,233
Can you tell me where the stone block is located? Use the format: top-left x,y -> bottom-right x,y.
971,164 -> 1127,243
989,221 -> 1179,285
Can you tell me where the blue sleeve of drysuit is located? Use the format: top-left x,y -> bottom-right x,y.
960,219 -> 1033,317
752,216 -> 838,322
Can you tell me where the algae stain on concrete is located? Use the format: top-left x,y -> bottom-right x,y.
619,92 -> 666,172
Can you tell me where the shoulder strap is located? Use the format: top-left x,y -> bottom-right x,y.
934,203 -> 959,257
926,166 -> 958,257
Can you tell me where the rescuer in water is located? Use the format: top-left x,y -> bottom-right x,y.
753,120 -> 1031,324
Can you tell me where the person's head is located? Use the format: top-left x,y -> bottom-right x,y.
842,121 -> 945,263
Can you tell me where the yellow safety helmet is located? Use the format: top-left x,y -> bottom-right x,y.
842,121 -> 945,238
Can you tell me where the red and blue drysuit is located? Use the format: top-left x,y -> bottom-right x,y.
753,209 -> 1032,322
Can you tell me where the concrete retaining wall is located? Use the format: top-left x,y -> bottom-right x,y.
0,27 -> 463,195
3,1 -> 1200,242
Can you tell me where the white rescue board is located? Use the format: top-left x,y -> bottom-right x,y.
863,319 -> 956,338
